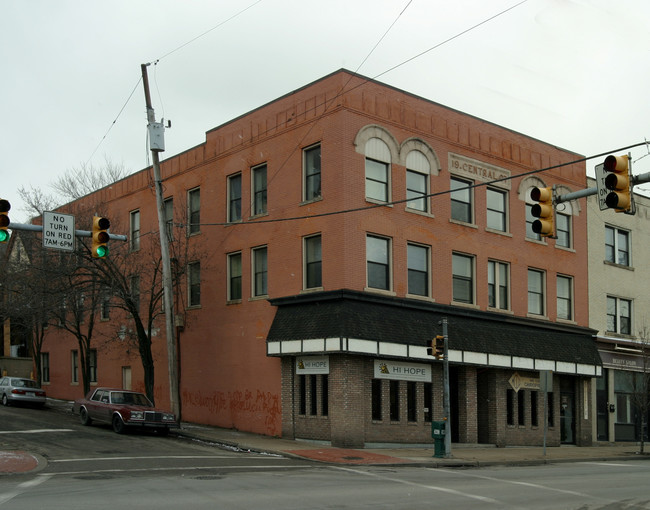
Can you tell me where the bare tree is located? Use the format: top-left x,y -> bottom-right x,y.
633,325 -> 650,454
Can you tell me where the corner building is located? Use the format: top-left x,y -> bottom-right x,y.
41,70 -> 600,447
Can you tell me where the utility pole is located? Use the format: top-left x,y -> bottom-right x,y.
441,317 -> 451,458
141,63 -> 180,421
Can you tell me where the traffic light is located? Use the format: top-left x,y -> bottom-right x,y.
427,335 -> 444,360
91,216 -> 110,258
0,199 -> 9,243
530,187 -> 554,237
604,154 -> 631,212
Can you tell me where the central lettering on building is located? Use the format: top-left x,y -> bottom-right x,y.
449,153 -> 511,189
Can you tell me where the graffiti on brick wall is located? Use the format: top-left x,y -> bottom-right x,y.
182,389 -> 280,436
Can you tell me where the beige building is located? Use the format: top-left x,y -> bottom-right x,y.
587,176 -> 650,442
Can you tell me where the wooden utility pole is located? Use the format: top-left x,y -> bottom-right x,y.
141,63 -> 180,420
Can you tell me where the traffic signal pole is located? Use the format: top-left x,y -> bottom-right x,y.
441,318 -> 451,458
141,63 -> 180,420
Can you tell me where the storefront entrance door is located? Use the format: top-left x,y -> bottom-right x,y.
560,391 -> 575,444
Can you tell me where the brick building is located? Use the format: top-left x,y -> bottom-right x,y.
37,70 -> 600,447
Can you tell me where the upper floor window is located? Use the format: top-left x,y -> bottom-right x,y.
188,187 -> 200,235
100,287 -> 111,320
365,138 -> 391,203
450,177 -> 473,223
607,296 -> 631,335
304,144 -> 321,201
89,349 -> 98,383
130,275 -> 140,313
527,268 -> 545,316
557,275 -> 573,321
130,210 -> 140,251
41,352 -> 50,383
228,173 -> 242,223
252,164 -> 267,216
164,197 -> 174,242
405,151 -> 430,213
304,234 -> 322,290
227,252 -> 242,301
252,246 -> 268,297
188,261 -> 201,307
556,212 -> 572,248
486,188 -> 507,232
605,226 -> 629,266
366,235 -> 391,291
488,260 -> 509,310
407,243 -> 430,297
452,252 -> 474,304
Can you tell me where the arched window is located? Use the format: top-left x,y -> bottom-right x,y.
405,150 -> 430,212
365,137 -> 391,203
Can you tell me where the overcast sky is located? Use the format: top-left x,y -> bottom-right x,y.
2,0 -> 649,222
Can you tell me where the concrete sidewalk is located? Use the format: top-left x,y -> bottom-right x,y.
175,422 -> 650,467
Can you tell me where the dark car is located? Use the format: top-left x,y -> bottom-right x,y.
72,388 -> 177,435
0,377 -> 46,407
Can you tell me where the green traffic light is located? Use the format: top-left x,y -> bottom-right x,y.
95,245 -> 108,258
0,230 -> 8,243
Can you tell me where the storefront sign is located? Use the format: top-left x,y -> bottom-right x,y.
296,356 -> 329,374
509,372 -> 540,392
374,360 -> 431,382
599,350 -> 645,372
449,153 -> 511,189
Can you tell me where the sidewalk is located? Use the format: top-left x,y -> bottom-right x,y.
175,422 -> 649,468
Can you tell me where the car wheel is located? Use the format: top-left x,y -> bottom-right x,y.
1,394 -> 8,406
80,407 -> 92,426
112,414 -> 126,434
156,427 -> 169,437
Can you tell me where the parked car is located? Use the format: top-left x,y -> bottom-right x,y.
0,377 -> 47,407
72,387 -> 177,435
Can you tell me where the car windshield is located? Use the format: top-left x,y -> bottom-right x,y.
110,392 -> 152,406
13,379 -> 38,388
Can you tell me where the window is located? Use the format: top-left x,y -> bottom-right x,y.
452,253 -> 474,304
406,150 -> 430,212
531,391 -> 538,427
188,188 -> 200,235
299,375 -> 306,415
130,275 -> 140,313
486,188 -> 507,231
556,212 -> 571,248
407,381 -> 417,422
527,269 -> 545,315
507,388 -> 515,425
390,380 -> 400,421
101,287 -> 111,320
310,374 -> 318,416
252,246 -> 268,297
41,353 -> 50,383
71,350 -> 79,383
423,382 -> 433,422
547,392 -> 554,427
188,262 -> 201,307
605,226 -> 630,266
304,144 -> 321,201
371,379 -> 382,421
164,197 -> 174,242
450,177 -> 472,223
252,164 -> 267,216
518,390 -> 525,426
557,275 -> 573,321
366,235 -> 391,291
407,243 -> 429,297
89,349 -> 97,383
227,252 -> 242,301
321,374 -> 329,417
365,138 -> 391,202
525,203 -> 541,241
607,296 -> 632,334
488,260 -> 509,310
304,234 -> 322,289
130,210 -> 140,251
228,174 -> 242,222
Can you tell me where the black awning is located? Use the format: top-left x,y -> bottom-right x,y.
267,290 -> 601,368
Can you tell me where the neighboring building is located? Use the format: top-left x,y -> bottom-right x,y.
587,177 -> 650,442
34,70 -> 600,447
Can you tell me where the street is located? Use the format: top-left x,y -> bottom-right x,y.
2,402 -> 650,509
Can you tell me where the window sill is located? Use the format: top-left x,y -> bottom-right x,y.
451,301 -> 480,310
449,218 -> 477,229
300,287 -> 324,294
249,295 -> 269,302
604,260 -> 634,271
249,212 -> 269,220
555,244 -> 575,253
300,196 -> 323,206
365,198 -> 393,208
364,287 -> 396,297
405,207 -> 434,219
556,318 -> 577,325
486,307 -> 514,315
485,227 -> 512,238
526,313 -> 549,320
405,293 -> 435,303
524,237 -> 547,245
226,299 -> 242,306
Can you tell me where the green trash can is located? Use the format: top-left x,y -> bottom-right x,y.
431,420 -> 446,458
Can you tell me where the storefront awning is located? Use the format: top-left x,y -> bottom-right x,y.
266,290 -> 602,376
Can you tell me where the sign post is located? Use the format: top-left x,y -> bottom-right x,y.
42,212 -> 75,252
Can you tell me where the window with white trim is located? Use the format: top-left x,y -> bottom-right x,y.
488,260 -> 509,310
486,188 -> 507,232
556,275 -> 573,321
607,296 -> 631,334
605,226 -> 630,266
405,150 -> 430,212
304,234 -> 322,289
451,177 -> 473,223
365,138 -> 391,203
407,243 -> 429,297
366,235 -> 391,291
527,268 -> 545,316
304,144 -> 321,201
452,252 -> 474,304
252,164 -> 267,216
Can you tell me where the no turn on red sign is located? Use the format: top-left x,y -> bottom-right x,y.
42,211 -> 75,252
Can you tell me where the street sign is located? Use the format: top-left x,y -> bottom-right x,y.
43,211 -> 75,252
508,372 -> 540,392
594,163 -> 609,211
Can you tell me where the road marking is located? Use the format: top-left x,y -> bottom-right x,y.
332,466 -> 502,504
0,474 -> 52,506
46,464 -> 302,476
0,429 -> 74,434
583,462 -> 636,468
51,455 -> 255,463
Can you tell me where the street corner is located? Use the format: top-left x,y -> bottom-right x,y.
0,451 -> 45,475
286,448 -> 409,465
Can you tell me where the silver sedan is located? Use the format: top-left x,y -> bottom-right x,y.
0,377 -> 46,407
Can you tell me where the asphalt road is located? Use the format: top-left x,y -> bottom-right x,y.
2,402 -> 650,509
